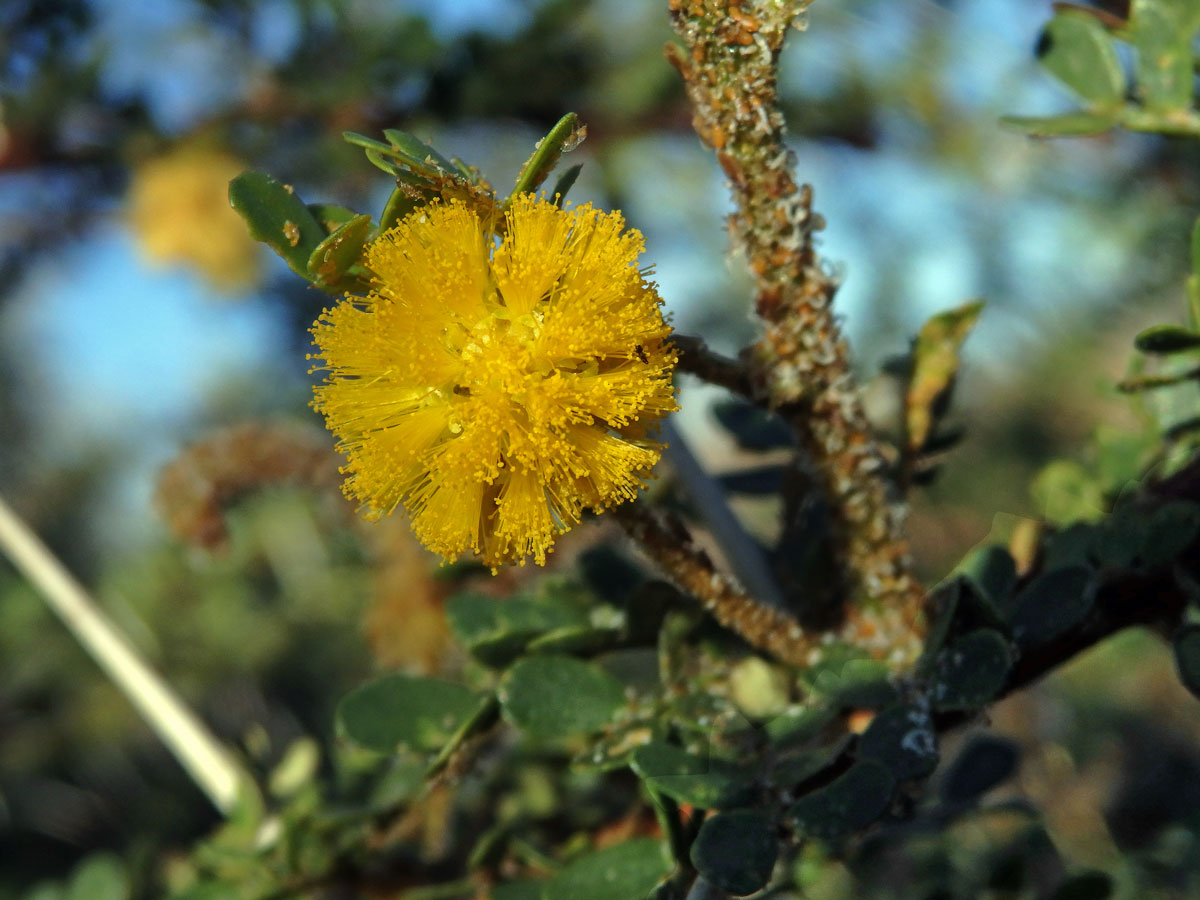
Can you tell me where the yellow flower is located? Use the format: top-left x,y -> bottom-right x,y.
127,143 -> 261,290
310,193 -> 678,568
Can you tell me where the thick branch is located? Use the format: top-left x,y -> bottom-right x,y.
666,1 -> 923,667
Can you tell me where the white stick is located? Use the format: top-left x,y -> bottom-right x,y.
0,493 -> 246,815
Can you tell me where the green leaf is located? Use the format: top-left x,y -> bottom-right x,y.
631,742 -> 757,810
1173,624 -> 1200,700
1036,11 -> 1125,107
857,704 -> 939,781
956,545 -> 1017,609
1134,324 -> 1200,354
307,203 -> 360,233
65,855 -> 128,900
789,761 -> 896,839
1004,566 -> 1094,647
550,163 -> 584,205
1032,460 -> 1105,526
1130,0 -> 1200,112
508,112 -> 585,202
711,399 -> 793,451
906,300 -> 983,452
542,839 -> 671,900
1139,501 -> 1200,568
689,810 -> 778,896
807,656 -> 897,709
381,128 -> 457,173
337,674 -> 484,753
307,213 -> 372,290
1051,870 -> 1114,900
525,624 -> 622,656
939,735 -> 1020,804
931,629 -> 1013,711
228,171 -> 325,278
378,185 -> 421,234
499,655 -> 625,738
491,881 -> 544,900
446,592 -> 589,668
999,111 -> 1122,137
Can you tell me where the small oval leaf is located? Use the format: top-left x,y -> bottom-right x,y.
788,761 -> 896,839
857,703 -> 939,781
690,810 -> 778,896
337,674 -> 482,753
931,629 -> 1013,711
228,171 -> 325,277
1134,324 -> 1200,354
499,655 -> 625,738
542,839 -> 671,900
1037,11 -> 1125,107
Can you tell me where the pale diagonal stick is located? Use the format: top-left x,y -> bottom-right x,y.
0,493 -> 248,815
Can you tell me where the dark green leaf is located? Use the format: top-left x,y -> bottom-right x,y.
228,171 -> 325,277
632,742 -> 757,810
711,400 -> 793,451
1140,501 -> 1200,568
717,465 -> 786,495
957,545 -> 1018,608
1004,565 -> 1094,646
1173,624 -> 1200,700
542,839 -> 671,900
499,655 -> 625,738
689,810 -> 778,896
764,704 -> 838,749
491,881 -> 544,900
378,185 -> 422,233
307,213 -> 372,290
551,163 -> 583,205
1134,324 -> 1200,354
857,704 -> 939,781
931,629 -> 1013,711
337,674 -> 483,753
1036,11 -> 1125,107
939,735 -> 1020,804
999,111 -> 1121,137
1051,870 -> 1114,900
1042,522 -> 1098,569
789,761 -> 896,839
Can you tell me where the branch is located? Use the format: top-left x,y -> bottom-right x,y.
665,1 -> 924,666
0,494 -> 251,815
672,334 -> 755,399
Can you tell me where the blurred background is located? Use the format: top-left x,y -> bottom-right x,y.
2,0 -> 1200,896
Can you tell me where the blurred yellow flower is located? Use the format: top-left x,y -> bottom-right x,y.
128,144 -> 261,290
311,194 -> 677,568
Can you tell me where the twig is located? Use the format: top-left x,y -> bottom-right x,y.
672,334 -> 755,399
0,493 -> 250,815
619,503 -> 828,665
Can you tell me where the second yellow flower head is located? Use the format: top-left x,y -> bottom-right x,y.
311,193 -> 677,568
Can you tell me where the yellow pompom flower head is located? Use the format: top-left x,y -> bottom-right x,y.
310,192 -> 677,568
227,114 -> 677,568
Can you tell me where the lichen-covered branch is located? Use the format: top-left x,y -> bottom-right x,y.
666,0 -> 923,666
618,504 -> 919,666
